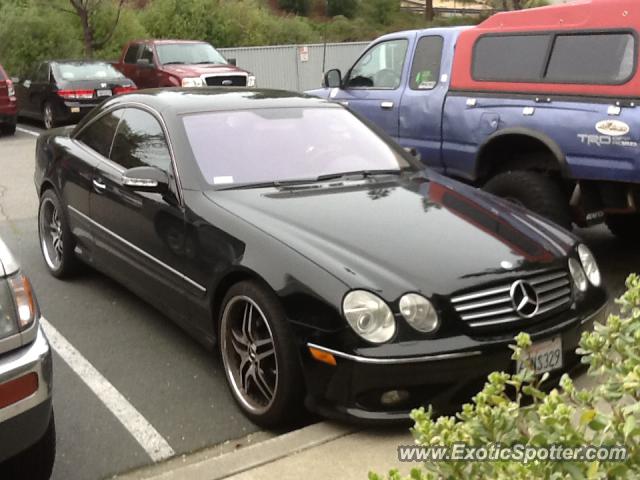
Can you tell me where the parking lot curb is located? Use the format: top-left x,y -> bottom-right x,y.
114,422 -> 358,480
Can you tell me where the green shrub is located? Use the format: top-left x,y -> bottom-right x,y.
0,3 -> 82,76
277,0 -> 310,15
327,0 -> 359,18
372,275 -> 640,479
92,6 -> 148,61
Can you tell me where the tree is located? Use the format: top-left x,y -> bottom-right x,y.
327,0 -> 359,18
45,0 -> 128,57
424,0 -> 433,21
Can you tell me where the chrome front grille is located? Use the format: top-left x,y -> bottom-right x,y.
451,270 -> 573,329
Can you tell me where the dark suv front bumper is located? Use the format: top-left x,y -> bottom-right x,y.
303,302 -> 606,424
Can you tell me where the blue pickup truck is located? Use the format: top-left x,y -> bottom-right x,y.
308,0 -> 640,239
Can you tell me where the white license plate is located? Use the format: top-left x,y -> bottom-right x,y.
516,336 -> 563,375
96,89 -> 112,97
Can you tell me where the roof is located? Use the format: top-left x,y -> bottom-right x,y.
107,88 -> 337,115
451,0 -> 640,98
130,39 -> 211,45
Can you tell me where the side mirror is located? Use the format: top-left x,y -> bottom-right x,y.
227,58 -> 237,66
404,147 -> 422,162
122,166 -> 169,193
136,58 -> 153,68
323,69 -> 342,89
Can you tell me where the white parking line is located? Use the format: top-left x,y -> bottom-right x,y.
40,318 -> 176,462
16,126 -> 41,137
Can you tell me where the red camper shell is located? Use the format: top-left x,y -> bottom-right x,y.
451,0 -> 640,99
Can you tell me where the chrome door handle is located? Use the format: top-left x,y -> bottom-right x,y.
93,179 -> 106,191
380,101 -> 394,109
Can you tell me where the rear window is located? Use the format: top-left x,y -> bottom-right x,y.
54,63 -> 124,81
472,31 -> 636,85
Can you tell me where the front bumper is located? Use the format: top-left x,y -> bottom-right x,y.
303,304 -> 606,424
0,325 -> 53,462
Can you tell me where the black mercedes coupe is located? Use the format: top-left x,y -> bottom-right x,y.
34,89 -> 607,426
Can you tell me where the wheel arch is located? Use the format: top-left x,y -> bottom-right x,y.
475,128 -> 569,183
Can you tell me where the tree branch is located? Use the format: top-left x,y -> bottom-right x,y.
92,0 -> 126,50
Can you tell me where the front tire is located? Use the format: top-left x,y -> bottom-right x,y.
38,190 -> 80,278
484,171 -> 572,230
1,413 -> 56,480
606,214 -> 640,242
219,281 -> 303,428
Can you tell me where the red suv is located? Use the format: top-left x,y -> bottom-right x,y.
0,64 -> 17,136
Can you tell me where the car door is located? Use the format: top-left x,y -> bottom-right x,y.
398,35 -> 447,170
122,43 -> 141,86
66,108 -> 124,262
90,106 -> 188,322
135,44 -> 157,89
330,38 -> 410,140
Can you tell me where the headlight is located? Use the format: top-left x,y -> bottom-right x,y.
181,77 -> 204,87
399,293 -> 440,333
569,258 -> 588,292
247,75 -> 256,87
343,290 -> 395,344
577,244 -> 601,287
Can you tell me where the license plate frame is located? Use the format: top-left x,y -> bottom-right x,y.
516,335 -> 563,375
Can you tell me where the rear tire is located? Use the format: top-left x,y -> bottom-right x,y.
484,171 -> 572,230
219,281 -> 304,428
42,102 -> 56,130
1,123 -> 16,136
606,214 -> 640,242
1,413 -> 56,480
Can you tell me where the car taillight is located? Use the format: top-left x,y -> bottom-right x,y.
113,85 -> 137,95
57,89 -> 94,100
6,80 -> 14,97
7,273 -> 39,331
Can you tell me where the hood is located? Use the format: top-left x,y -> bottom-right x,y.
161,64 -> 248,77
205,175 -> 577,300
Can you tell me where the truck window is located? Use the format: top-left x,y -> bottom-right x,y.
409,36 -> 443,90
545,33 -> 635,84
472,34 -> 551,82
140,45 -> 155,64
346,39 -> 408,89
124,44 -> 140,64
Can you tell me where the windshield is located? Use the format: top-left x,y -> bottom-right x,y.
55,62 -> 124,81
183,107 -> 414,187
156,43 -> 227,65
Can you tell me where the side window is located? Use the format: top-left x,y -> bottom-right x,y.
545,33 -> 635,84
140,45 -> 155,64
76,110 -> 124,158
346,39 -> 409,89
34,63 -> 50,83
124,44 -> 141,64
410,36 -> 444,90
110,108 -> 172,171
472,35 -> 552,82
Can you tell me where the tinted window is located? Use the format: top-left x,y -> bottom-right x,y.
473,35 -> 551,82
124,44 -> 140,64
76,110 -> 124,158
183,107 -> 412,187
34,63 -> 50,83
410,36 -> 443,90
140,45 -> 154,63
546,33 -> 635,84
110,108 -> 171,171
347,39 -> 408,89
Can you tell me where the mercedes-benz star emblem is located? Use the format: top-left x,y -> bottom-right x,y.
510,280 -> 539,318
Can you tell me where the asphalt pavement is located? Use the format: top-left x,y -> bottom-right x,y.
0,123 -> 637,480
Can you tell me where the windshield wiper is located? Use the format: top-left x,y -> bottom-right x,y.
163,61 -> 186,65
215,170 -> 409,191
194,61 -> 220,65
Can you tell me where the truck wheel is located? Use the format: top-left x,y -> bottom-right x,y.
606,214 -> 640,242
484,171 -> 572,230
1,413 -> 56,480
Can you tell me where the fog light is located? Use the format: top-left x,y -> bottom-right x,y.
380,389 -> 410,406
